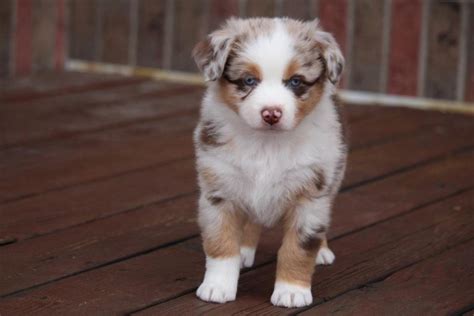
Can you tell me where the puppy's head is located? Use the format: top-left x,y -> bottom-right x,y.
193,18 -> 344,131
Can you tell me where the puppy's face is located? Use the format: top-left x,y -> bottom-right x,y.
193,18 -> 344,131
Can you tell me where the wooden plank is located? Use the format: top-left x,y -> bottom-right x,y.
0,72 -> 147,103
245,0 -> 276,17
14,0 -> 33,76
301,240 -> 474,315
209,0 -> 239,31
388,0 -> 422,96
425,1 -> 461,100
69,0 -> 99,61
318,0 -> 347,54
1,144 -> 473,302
54,0 -> 66,71
349,0 -> 384,92
0,82 -> 201,149
141,187 -> 474,315
0,157 -> 197,242
1,105 -> 472,229
136,0 -> 166,68
1,103 -> 471,207
0,114 -> 197,204
31,0 -> 57,72
465,3 -> 474,102
0,0 -> 12,78
99,0 -> 130,64
280,0 -> 312,20
171,0 -> 207,72
0,194 -> 200,297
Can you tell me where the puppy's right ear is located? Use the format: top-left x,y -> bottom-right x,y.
193,29 -> 234,82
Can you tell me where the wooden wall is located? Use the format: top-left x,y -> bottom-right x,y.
1,0 -> 473,103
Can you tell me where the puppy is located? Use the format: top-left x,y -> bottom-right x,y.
192,17 -> 347,308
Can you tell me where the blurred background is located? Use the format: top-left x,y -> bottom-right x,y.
0,0 -> 473,105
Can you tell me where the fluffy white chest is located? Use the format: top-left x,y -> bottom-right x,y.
201,127 -> 337,226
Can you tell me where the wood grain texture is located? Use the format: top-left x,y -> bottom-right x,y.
135,177 -> 474,315
466,3 -> 474,102
209,0 -> 239,31
0,72 -> 147,103
245,0 -> 276,17
2,108 -> 472,296
31,0 -> 57,72
0,0 -> 12,78
3,152 -> 473,314
349,0 -> 384,92
0,82 -> 199,151
318,0 -> 347,54
388,0 -> 422,96
14,0 -> 33,76
302,240 -> 474,315
69,0 -> 98,60
280,0 -> 312,20
171,0 -> 208,72
425,1 -> 461,100
136,0 -> 166,68
99,0 -> 130,64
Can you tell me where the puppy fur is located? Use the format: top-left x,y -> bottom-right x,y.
193,17 -> 347,308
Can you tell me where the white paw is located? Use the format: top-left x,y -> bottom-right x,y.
315,247 -> 335,265
240,246 -> 256,268
271,282 -> 313,308
196,281 -> 237,303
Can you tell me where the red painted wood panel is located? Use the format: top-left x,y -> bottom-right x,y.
209,0 -> 239,31
0,0 -> 12,78
319,0 -> 347,88
388,0 -> 422,96
14,0 -> 33,76
319,0 -> 347,54
31,0 -> 57,72
54,0 -> 66,70
245,0 -> 276,17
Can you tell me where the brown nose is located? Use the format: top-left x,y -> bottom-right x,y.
261,107 -> 283,125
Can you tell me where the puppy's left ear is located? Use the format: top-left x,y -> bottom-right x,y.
193,29 -> 234,82
315,30 -> 345,85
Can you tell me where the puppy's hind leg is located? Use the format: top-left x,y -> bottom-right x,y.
315,235 -> 335,265
240,220 -> 262,268
196,195 -> 245,304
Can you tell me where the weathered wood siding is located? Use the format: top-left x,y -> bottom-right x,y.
1,0 -> 473,104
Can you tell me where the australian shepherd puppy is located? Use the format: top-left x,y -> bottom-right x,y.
192,17 -> 347,308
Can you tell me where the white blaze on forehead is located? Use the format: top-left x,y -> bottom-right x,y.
242,21 -> 295,81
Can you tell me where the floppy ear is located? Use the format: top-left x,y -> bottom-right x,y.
192,29 -> 234,82
315,30 -> 345,85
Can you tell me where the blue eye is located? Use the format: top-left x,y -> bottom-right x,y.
243,76 -> 257,86
289,77 -> 302,87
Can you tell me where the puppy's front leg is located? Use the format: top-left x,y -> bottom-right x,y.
271,197 -> 331,308
196,195 -> 245,303
240,220 -> 262,268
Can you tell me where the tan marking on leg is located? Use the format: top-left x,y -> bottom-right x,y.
241,220 -> 262,248
202,205 -> 246,258
276,225 -> 321,287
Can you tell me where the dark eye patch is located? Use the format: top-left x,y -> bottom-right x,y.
284,75 -> 320,97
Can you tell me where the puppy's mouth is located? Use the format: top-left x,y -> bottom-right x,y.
255,123 -> 288,132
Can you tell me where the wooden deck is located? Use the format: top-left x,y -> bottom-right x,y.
0,71 -> 473,315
